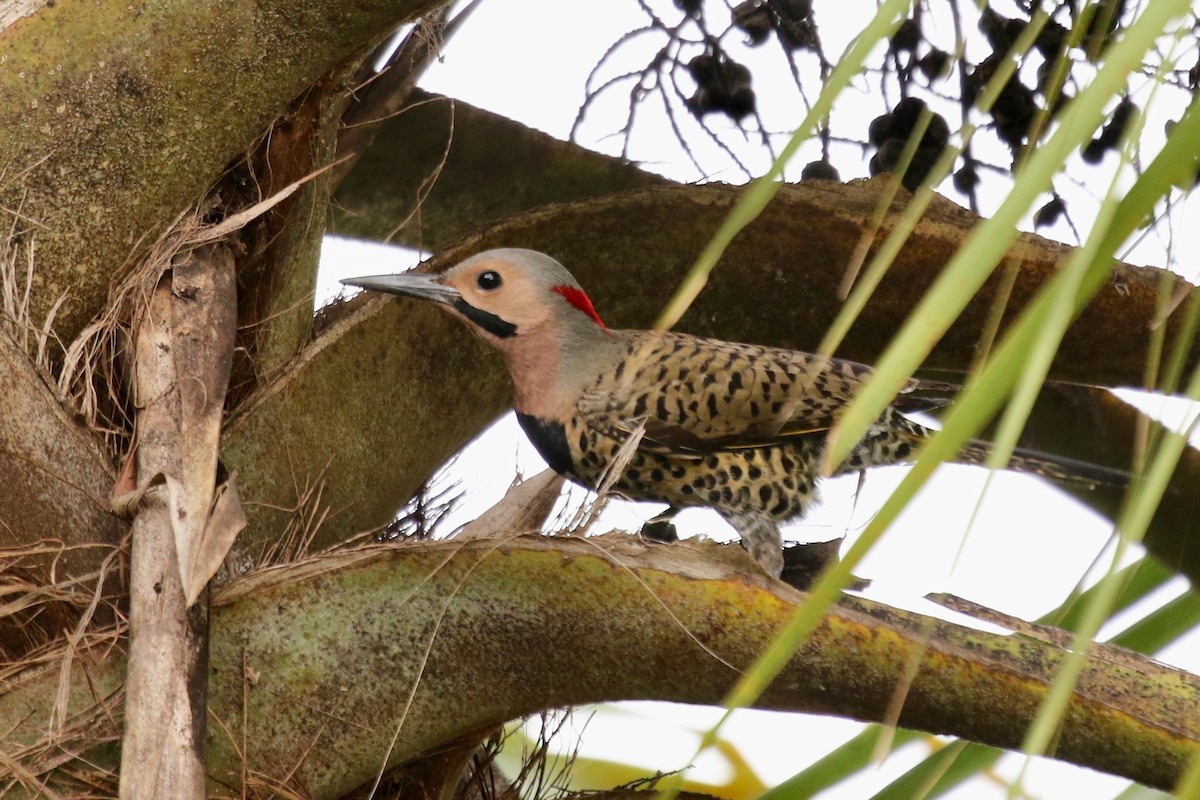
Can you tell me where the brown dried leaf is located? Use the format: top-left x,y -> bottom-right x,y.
456,469 -> 564,541
183,477 -> 247,604
168,246 -> 237,606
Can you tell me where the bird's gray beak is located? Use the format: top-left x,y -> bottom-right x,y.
341,272 -> 461,305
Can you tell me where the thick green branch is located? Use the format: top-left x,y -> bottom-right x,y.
328,89 -> 669,250
0,0 -> 443,344
3,537 -> 1196,797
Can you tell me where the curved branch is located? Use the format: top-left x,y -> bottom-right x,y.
227,181 -> 1199,569
3,537 -> 1196,797
0,0 -> 445,344
328,90 -> 669,251
1016,385 -> 1200,578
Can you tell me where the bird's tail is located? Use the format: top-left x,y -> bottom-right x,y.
893,379 -> 1130,487
956,439 -> 1129,488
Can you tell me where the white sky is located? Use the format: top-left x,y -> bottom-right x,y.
320,2 -> 1200,797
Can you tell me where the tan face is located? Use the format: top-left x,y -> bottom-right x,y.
342,248 -> 613,417
342,248 -> 606,346
440,257 -> 555,337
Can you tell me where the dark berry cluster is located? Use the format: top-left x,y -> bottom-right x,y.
1082,98 -> 1135,163
868,97 -> 949,191
584,0 -> 1191,200
889,17 -> 950,83
728,0 -> 818,51
685,51 -> 757,121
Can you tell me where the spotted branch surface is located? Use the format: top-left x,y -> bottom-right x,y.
207,536 -> 1200,793
2,536 -> 1196,796
0,0 -> 444,345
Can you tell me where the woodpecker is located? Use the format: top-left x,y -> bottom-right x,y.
345,248 -> 1115,577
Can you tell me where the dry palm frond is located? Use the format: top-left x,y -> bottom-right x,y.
0,539 -> 126,663
0,615 -> 125,800
381,463 -> 465,542
0,218 -> 66,373
456,730 -> 515,800
56,203 -> 211,454
503,710 -> 586,800
57,159 -> 338,457
250,456 -> 340,570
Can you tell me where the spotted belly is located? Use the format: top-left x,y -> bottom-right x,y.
517,413 -> 822,523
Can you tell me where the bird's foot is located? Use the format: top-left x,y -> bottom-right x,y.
728,514 -> 785,578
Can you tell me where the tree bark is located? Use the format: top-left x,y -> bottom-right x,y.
0,0 -> 445,346
119,245 -> 237,799
120,278 -> 209,799
329,89 -> 668,252
3,536 -> 1196,797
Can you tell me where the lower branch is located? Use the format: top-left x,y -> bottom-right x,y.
4,535 -> 1193,797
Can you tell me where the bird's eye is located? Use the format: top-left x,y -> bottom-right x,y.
476,270 -> 503,291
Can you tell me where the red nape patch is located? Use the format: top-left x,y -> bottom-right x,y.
552,285 -> 609,331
